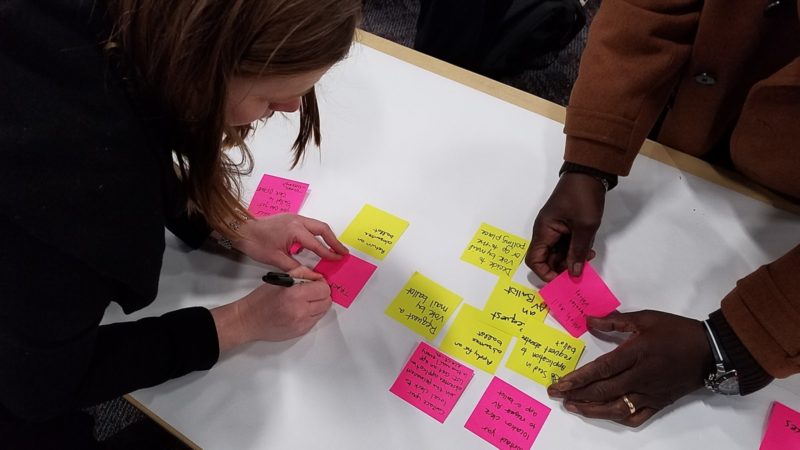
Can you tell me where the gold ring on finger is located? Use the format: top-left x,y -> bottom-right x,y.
622,395 -> 636,415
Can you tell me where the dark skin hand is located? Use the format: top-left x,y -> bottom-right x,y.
547,310 -> 716,427
526,172 -> 606,281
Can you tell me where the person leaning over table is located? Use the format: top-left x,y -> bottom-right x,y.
524,0 -> 800,427
0,0 -> 361,447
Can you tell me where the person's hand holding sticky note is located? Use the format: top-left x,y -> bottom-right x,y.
314,253 -> 376,308
539,262 -> 620,337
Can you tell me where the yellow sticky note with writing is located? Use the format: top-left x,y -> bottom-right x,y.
440,304 -> 512,374
482,279 -> 547,337
385,272 -> 462,339
506,321 -> 585,387
340,204 -> 409,260
460,223 -> 529,277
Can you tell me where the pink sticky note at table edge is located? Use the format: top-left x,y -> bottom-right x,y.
539,262 -> 621,337
465,376 -> 550,450
313,254 -> 376,308
760,401 -> 800,450
390,342 -> 474,423
248,174 -> 309,217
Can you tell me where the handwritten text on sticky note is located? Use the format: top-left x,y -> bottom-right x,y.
340,204 -> 409,260
461,223 -> 529,278
539,263 -> 620,337
314,254 -> 377,308
390,342 -> 474,423
506,321 -> 585,387
483,279 -> 547,337
385,272 -> 462,339
248,174 -> 309,217
760,401 -> 800,450
440,304 -> 512,374
465,377 -> 551,450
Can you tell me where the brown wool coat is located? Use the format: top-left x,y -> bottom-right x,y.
563,0 -> 800,378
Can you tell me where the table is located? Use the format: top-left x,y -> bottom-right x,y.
103,32 -> 800,449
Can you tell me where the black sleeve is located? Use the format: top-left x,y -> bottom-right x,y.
0,219 -> 219,422
708,309 -> 774,395
162,162 -> 213,249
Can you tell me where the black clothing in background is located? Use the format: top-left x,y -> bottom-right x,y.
0,0 -> 219,446
415,0 -> 586,77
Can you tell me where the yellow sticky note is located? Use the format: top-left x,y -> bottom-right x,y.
482,279 -> 548,337
460,223 -> 529,277
440,304 -> 512,374
385,272 -> 462,339
340,204 -> 409,260
506,321 -> 585,387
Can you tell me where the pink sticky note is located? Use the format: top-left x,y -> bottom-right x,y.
313,254 -> 376,308
390,342 -> 474,423
465,377 -> 550,450
760,402 -> 800,450
289,242 -> 303,255
248,174 -> 309,217
539,263 -> 620,337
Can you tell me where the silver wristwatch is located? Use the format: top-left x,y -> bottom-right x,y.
703,320 -> 740,395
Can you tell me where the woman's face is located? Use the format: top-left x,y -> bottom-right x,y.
225,66 -> 329,126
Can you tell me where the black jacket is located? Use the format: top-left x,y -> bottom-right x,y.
0,0 -> 219,445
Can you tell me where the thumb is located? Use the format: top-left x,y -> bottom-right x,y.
565,227 -> 595,277
587,311 -> 637,333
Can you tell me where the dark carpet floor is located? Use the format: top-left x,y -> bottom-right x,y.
89,0 -> 597,447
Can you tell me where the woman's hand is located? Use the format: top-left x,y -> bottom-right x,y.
211,266 -> 332,351
232,214 -> 349,270
547,310 -> 715,427
525,172 -> 605,281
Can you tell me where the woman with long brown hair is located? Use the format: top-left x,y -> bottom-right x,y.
0,0 -> 361,446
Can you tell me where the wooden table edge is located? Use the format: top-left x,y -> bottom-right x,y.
124,394 -> 202,449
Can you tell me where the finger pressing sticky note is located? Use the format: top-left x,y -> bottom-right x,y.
314,254 -> 377,308
465,377 -> 551,450
539,262 -> 620,337
482,279 -> 547,337
385,272 -> 462,339
506,321 -> 585,387
440,304 -> 512,374
248,174 -> 309,217
339,204 -> 409,261
390,342 -> 474,423
461,223 -> 529,278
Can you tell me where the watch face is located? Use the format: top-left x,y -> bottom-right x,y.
717,373 -> 740,395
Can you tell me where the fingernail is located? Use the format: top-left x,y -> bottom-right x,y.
565,402 -> 578,413
554,381 -> 572,391
547,388 -> 563,398
571,262 -> 583,276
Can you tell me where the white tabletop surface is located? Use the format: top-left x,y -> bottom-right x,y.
103,42 -> 800,449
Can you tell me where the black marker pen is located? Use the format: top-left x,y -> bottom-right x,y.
262,271 -> 313,287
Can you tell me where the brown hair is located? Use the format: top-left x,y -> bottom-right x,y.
107,0 -> 361,235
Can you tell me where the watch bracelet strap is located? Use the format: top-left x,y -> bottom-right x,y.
708,309 -> 773,395
559,162 -> 619,191
217,220 -> 243,250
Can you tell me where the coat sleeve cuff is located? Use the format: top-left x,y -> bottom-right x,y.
708,309 -> 773,395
